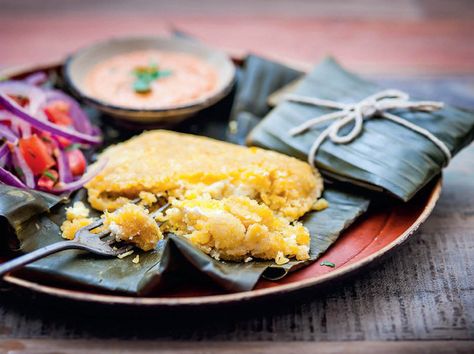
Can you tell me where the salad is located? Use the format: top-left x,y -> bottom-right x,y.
0,72 -> 104,193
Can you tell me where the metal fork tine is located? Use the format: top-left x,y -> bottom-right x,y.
84,197 -> 141,231
116,245 -> 134,255
97,230 -> 111,239
1,198 -> 171,275
150,202 -> 170,218
72,198 -> 170,256
85,218 -> 104,231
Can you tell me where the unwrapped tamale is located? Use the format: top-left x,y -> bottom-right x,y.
85,130 -> 324,264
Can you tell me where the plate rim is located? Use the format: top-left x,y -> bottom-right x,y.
3,179 -> 442,307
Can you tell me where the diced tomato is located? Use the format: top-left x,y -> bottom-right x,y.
56,136 -> 72,148
37,169 -> 59,190
44,100 -> 72,126
39,133 -> 55,155
66,149 -> 86,176
0,120 -> 11,128
39,132 -> 71,150
8,95 -> 29,107
19,134 -> 56,175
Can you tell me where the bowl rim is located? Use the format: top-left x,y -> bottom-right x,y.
63,35 -> 236,114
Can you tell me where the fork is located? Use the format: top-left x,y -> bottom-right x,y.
0,202 -> 169,278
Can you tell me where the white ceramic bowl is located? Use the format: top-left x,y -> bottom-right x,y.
64,36 -> 236,125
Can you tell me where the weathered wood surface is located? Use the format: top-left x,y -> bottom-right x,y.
1,0 -> 474,75
0,340 -> 473,354
0,0 -> 473,344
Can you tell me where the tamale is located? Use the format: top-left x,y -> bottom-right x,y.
85,130 -> 323,263
248,57 -> 474,201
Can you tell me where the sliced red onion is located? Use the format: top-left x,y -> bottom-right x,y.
1,151 -> 11,168
0,124 -> 18,143
0,154 -> 8,168
19,121 -> 31,138
45,90 -> 95,135
0,94 -> 101,145
0,165 -> 26,188
91,125 -> 101,137
1,106 -> 48,129
0,80 -> 47,117
0,143 -> 9,161
50,158 -> 107,193
57,149 -> 72,184
0,80 -> 102,193
24,72 -> 48,86
0,80 -> 42,96
51,138 -> 73,184
0,144 -> 10,168
11,145 -> 35,188
0,110 -> 16,121
10,119 -> 21,136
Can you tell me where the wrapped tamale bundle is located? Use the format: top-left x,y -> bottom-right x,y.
248,57 -> 474,201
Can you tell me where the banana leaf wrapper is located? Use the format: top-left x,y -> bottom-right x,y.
0,184 -> 369,294
227,54 -> 303,144
0,187 -> 65,251
248,57 -> 474,201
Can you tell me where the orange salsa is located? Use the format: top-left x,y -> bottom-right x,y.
85,50 -> 218,109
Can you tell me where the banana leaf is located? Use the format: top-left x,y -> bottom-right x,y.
227,54 -> 303,144
0,186 -> 65,251
248,57 -> 474,201
1,184 -> 369,294
0,54 -> 370,294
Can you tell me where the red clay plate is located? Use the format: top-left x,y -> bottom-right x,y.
2,178 -> 441,307
0,63 -> 442,308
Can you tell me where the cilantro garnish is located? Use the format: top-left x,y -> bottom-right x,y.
320,261 -> 336,268
132,63 -> 172,94
43,170 -> 58,182
40,136 -> 52,143
65,143 -> 82,151
14,166 -> 24,178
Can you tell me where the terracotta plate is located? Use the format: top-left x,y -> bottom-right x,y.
0,63 -> 442,308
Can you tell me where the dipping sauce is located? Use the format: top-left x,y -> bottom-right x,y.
84,50 -> 219,109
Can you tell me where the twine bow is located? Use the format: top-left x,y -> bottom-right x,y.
285,89 -> 451,168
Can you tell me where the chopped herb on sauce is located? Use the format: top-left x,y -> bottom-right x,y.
132,63 -> 172,94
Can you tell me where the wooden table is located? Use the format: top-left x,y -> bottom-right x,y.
0,1 -> 473,352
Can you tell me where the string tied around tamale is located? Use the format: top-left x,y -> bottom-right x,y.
285,89 -> 451,168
